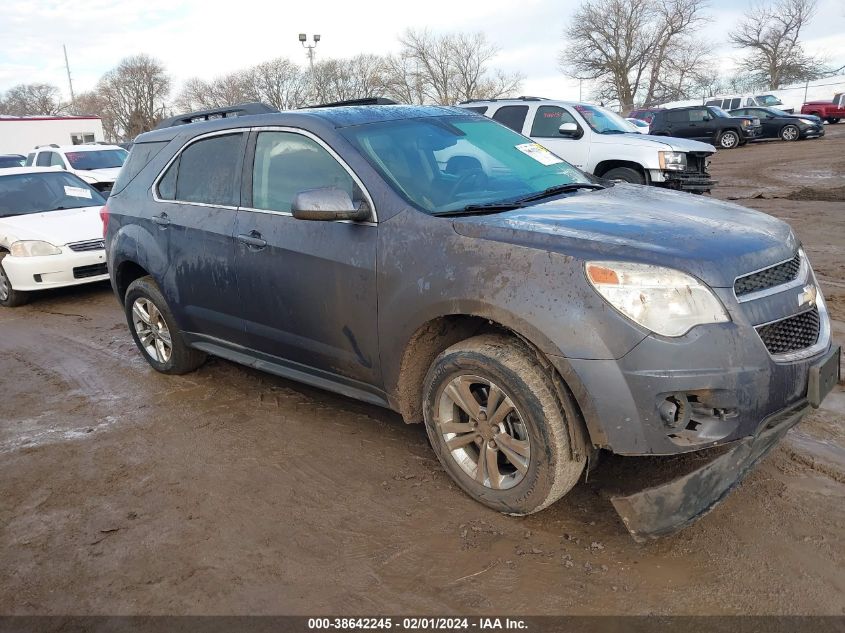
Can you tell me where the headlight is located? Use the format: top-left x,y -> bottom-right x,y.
10,240 -> 61,257
586,261 -> 730,337
658,151 -> 687,171
798,118 -> 814,125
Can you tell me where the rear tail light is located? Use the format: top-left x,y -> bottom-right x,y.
100,203 -> 110,238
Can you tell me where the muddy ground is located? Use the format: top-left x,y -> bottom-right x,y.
2,127 -> 844,616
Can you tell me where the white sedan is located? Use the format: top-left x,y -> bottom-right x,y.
0,167 -> 109,307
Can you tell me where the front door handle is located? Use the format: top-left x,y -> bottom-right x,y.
237,231 -> 267,249
152,212 -> 171,227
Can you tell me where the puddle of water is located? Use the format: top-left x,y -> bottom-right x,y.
0,415 -> 120,454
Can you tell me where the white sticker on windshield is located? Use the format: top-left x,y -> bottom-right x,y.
515,143 -> 564,166
64,185 -> 92,199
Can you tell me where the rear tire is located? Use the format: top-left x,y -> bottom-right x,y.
0,254 -> 30,308
780,124 -> 800,141
718,130 -> 740,149
602,166 -> 646,185
422,334 -> 586,516
827,118 -> 840,124
124,276 -> 206,374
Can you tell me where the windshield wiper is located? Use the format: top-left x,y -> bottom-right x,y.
434,201 -> 526,217
512,182 -> 604,204
599,129 -> 628,134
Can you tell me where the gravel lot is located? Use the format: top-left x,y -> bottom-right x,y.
2,126 -> 844,615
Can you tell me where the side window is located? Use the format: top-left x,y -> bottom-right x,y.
689,109 -> 709,122
705,100 -> 719,107
50,152 -> 66,168
161,133 -> 244,206
530,106 -> 578,137
25,153 -> 35,166
36,152 -> 51,167
464,106 -> 488,115
491,106 -> 529,133
730,98 -> 741,110
251,131 -> 356,213
668,110 -> 689,123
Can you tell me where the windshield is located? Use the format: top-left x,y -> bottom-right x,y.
341,116 -> 591,214
0,171 -> 105,218
65,149 -> 128,170
573,104 -> 632,134
0,156 -> 26,169
757,95 -> 782,106
710,107 -> 731,118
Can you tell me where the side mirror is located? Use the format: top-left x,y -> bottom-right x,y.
558,122 -> 581,138
291,187 -> 370,222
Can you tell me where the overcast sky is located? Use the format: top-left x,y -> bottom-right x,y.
2,0 -> 844,103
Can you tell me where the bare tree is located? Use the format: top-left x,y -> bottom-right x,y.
0,83 -> 66,116
397,29 -> 523,104
380,54 -> 427,104
311,55 -> 387,104
74,90 -> 119,141
729,0 -> 823,88
249,58 -> 310,110
96,54 -> 171,140
560,0 -> 710,109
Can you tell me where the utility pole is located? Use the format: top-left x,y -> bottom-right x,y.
63,44 -> 76,113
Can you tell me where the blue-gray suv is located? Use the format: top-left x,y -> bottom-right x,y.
104,102 -> 840,540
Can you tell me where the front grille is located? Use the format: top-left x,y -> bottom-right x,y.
73,263 -> 108,279
734,253 -> 801,297
756,307 -> 820,355
68,239 -> 105,252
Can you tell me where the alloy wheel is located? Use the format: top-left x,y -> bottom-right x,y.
781,125 -> 799,141
720,132 -> 738,148
132,297 -> 172,363
435,374 -> 531,490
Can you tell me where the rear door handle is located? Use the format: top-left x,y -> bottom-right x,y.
152,213 -> 171,227
237,231 -> 267,249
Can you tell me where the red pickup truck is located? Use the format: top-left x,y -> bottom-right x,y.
801,93 -> 845,123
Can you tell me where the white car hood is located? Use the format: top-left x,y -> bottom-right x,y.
593,133 -> 716,153
77,167 -> 121,183
0,206 -> 103,247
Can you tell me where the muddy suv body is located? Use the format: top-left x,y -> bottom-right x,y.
650,105 -> 762,149
105,103 -> 839,540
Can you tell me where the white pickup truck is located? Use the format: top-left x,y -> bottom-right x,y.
458,98 -> 716,193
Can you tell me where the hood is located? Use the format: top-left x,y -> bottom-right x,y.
76,167 -> 121,183
450,184 -> 796,288
591,133 -> 715,154
0,205 -> 104,247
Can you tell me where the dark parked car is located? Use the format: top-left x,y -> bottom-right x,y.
729,107 -> 825,141
104,102 -> 839,540
0,154 -> 26,169
650,105 -> 762,149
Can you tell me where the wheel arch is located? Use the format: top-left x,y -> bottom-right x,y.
593,160 -> 648,181
114,259 -> 151,301
392,313 -> 594,459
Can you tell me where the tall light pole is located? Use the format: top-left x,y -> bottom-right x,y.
298,33 -> 321,73
63,44 -> 76,113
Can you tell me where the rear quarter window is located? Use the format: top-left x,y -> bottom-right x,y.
491,106 -> 529,133
111,141 -> 168,196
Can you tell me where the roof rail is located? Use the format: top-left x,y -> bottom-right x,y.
154,102 -> 278,130
35,143 -> 60,149
302,97 -> 398,109
459,96 -> 548,104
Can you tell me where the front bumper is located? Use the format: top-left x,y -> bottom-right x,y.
2,249 -> 108,291
611,399 -> 809,541
800,124 -> 825,138
659,171 -> 716,193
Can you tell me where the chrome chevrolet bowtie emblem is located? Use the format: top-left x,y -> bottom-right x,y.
798,284 -> 817,308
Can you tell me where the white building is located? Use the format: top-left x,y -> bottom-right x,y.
0,115 -> 106,156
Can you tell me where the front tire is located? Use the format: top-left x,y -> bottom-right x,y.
602,166 -> 646,185
718,130 -> 740,149
780,124 -> 800,141
124,276 -> 206,374
826,118 -> 840,124
0,254 -> 30,308
422,334 -> 586,515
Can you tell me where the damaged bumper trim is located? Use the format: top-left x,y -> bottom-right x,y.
611,400 -> 809,542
